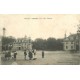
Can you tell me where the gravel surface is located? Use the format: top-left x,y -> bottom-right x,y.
1,51 -> 80,65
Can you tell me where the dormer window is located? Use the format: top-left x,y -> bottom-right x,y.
66,42 -> 68,44
71,42 -> 74,44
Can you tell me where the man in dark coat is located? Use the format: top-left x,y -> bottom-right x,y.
28,51 -> 33,60
5,51 -> 8,60
42,50 -> 44,58
14,51 -> 17,60
24,50 -> 27,60
8,51 -> 11,60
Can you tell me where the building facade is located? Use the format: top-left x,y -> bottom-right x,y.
63,34 -> 78,51
12,36 -> 32,51
63,30 -> 80,51
0,36 -> 2,53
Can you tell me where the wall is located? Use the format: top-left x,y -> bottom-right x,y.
63,41 -> 76,51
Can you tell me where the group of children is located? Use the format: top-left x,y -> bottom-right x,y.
2,51 -> 17,60
2,49 -> 45,61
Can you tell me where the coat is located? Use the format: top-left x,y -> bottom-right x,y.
14,52 -> 17,58
28,52 -> 33,58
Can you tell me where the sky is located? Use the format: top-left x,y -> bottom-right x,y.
0,14 -> 80,40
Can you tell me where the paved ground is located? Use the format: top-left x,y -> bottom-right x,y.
1,51 -> 80,65
0,54 -> 1,65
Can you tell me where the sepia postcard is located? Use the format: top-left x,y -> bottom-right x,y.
0,14 -> 80,65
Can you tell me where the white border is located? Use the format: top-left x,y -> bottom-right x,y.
0,0 -> 80,14
0,0 -> 80,80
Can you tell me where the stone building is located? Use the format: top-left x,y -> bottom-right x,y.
0,36 -> 2,53
2,28 -> 33,51
63,27 -> 80,51
12,36 -> 32,51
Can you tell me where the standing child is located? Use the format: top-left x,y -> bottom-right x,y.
14,51 -> 17,61
24,50 -> 27,60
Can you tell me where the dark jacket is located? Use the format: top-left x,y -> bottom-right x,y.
14,52 -> 17,58
28,51 -> 33,58
24,51 -> 27,56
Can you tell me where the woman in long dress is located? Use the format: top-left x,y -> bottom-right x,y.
28,51 -> 33,60
11,51 -> 14,59
33,49 -> 37,60
26,50 -> 29,60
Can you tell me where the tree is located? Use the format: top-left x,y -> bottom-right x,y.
32,37 -> 63,51
46,37 -> 57,50
32,38 -> 47,50
2,37 -> 15,51
56,39 -> 63,50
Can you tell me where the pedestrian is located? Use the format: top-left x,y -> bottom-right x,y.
8,51 -> 11,60
26,50 -> 29,60
11,51 -> 14,59
5,51 -> 7,60
6,51 -> 9,60
33,49 -> 37,60
32,50 -> 34,59
28,51 -> 33,60
24,50 -> 27,60
42,50 -> 44,58
14,51 -> 17,60
34,49 -> 36,56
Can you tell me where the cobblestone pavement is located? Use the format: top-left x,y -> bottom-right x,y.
1,51 -> 80,65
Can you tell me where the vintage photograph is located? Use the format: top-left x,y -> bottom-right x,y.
0,14 -> 80,65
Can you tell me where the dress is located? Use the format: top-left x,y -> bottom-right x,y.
29,51 -> 33,60
11,52 -> 14,59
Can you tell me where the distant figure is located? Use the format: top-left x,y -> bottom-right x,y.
33,49 -> 37,60
24,50 -> 27,60
32,50 -> 34,59
11,51 -> 14,59
8,51 -> 11,60
26,50 -> 29,60
5,51 -> 10,60
5,51 -> 8,60
34,49 -> 36,56
14,51 -> 17,60
28,51 -> 33,60
42,50 -> 44,58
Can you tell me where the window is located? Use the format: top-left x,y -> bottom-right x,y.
71,46 -> 73,49
66,46 -> 68,49
71,42 -> 73,44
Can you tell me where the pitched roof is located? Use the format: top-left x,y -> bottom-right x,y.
64,33 -> 79,42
